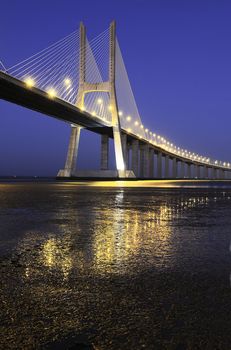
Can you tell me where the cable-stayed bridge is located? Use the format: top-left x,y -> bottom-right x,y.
0,21 -> 230,179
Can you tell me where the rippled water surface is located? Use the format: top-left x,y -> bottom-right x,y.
0,181 -> 231,349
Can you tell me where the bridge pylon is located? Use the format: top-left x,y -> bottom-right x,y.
58,21 -> 129,178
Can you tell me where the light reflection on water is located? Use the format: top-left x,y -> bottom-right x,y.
0,181 -> 231,350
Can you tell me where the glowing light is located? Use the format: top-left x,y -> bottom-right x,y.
134,121 -> 139,126
126,115 -> 131,121
47,88 -> 57,98
97,98 -> 103,104
118,111 -> 123,116
140,124 -> 144,129
24,77 -> 35,88
64,78 -> 71,86
145,128 -> 149,132
108,105 -> 113,111
92,111 -> 96,116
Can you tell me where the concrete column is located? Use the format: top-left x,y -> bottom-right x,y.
131,139 -> 139,176
139,147 -> 144,178
63,125 -> 81,176
219,169 -> 224,179
139,145 -> 149,178
149,148 -> 154,178
204,166 -> 208,179
196,165 -> 200,178
143,145 -> 149,178
165,155 -> 169,178
122,134 -> 128,168
212,167 -> 216,179
127,145 -> 130,169
180,162 -> 185,178
101,134 -> 109,170
157,152 -> 162,178
187,163 -> 191,178
172,158 -> 177,178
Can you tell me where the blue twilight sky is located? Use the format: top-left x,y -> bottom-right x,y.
0,0 -> 231,176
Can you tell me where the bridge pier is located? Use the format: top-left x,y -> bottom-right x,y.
211,167 -> 216,179
101,134 -> 109,170
165,155 -> 169,178
157,152 -> 162,178
219,169 -> 224,179
127,145 -> 131,169
180,161 -> 185,178
122,134 -> 128,168
172,158 -> 177,178
204,166 -> 209,179
149,148 -> 154,178
196,165 -> 200,179
131,139 -> 139,176
140,144 -> 149,178
187,163 -> 191,178
58,125 -> 81,177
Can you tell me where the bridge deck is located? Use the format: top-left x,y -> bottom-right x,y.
0,71 -> 112,135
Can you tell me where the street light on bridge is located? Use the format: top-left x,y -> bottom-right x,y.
24,77 -> 35,88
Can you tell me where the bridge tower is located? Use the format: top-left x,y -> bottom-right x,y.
58,21 -> 127,178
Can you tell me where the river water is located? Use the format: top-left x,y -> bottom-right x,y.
0,180 -> 231,349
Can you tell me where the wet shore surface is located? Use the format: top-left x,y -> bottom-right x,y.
0,181 -> 231,349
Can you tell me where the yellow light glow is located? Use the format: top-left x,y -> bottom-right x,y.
24,77 -> 35,88
64,78 -> 71,86
118,111 -> 123,116
134,121 -> 139,126
47,88 -> 57,98
126,115 -> 131,121
108,105 -> 113,111
97,98 -> 103,104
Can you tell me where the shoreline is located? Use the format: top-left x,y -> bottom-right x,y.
0,177 -> 231,188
